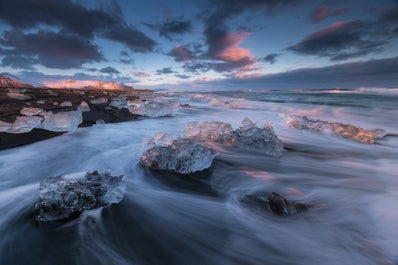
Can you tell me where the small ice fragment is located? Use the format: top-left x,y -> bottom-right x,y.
90,98 -> 108,104
0,116 -> 43,133
77,101 -> 90,112
20,107 -> 44,116
60,101 -> 73,107
48,90 -> 58,96
36,100 -> 45,104
7,92 -> 30,100
140,138 -> 215,174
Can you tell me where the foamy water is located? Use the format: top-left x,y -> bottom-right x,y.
1,89 -> 397,265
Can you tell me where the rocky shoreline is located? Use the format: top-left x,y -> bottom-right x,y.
0,86 -> 153,150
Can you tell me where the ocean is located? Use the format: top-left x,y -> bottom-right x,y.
1,88 -> 397,265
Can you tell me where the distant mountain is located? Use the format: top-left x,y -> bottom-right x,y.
44,79 -> 134,90
0,74 -> 32,88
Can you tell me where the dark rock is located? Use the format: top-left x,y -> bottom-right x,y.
241,192 -> 309,216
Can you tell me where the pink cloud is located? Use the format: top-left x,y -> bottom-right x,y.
130,70 -> 150,78
309,5 -> 330,22
214,32 -> 255,63
308,21 -> 350,40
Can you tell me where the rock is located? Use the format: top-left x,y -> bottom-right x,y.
33,171 -> 126,222
6,92 -> 31,100
60,101 -> 73,107
140,138 -> 215,174
241,192 -> 309,216
90,98 -> 108,104
287,115 -> 387,144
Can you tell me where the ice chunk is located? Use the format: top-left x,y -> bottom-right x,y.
77,101 -> 90,112
34,171 -> 126,221
109,97 -> 127,109
48,89 -> 58,96
287,116 -> 387,144
36,100 -> 45,104
128,98 -> 180,117
90,98 -> 108,104
234,118 -> 284,156
184,118 -> 284,156
60,101 -> 73,107
7,92 -> 30,100
41,110 -> 82,132
144,132 -> 174,148
10,116 -> 43,133
184,121 -> 235,144
140,138 -> 215,174
20,107 -> 44,116
8,88 -> 27,94
0,116 -> 43,133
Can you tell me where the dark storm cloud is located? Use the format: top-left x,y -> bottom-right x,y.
145,18 -> 192,40
0,0 -> 156,69
289,6 -> 398,61
156,67 -> 176,75
287,21 -> 386,61
100,66 -> 120,74
1,54 -> 37,70
168,46 -> 196,62
262,53 -> 280,64
212,56 -> 398,90
0,29 -> 103,69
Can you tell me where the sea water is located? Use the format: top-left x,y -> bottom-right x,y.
0,88 -> 397,265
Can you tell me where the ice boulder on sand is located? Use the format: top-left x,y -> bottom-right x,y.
34,171 -> 126,221
140,138 -> 215,174
0,116 -> 43,134
40,110 -> 82,132
287,115 -> 387,144
128,98 -> 180,118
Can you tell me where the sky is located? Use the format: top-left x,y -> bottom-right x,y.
0,0 -> 397,91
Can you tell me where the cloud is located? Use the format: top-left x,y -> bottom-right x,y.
130,70 -> 150,78
175,74 -> 191,79
308,5 -> 330,22
145,18 -> 192,40
206,56 -> 398,90
287,21 -> 386,61
1,54 -> 37,70
183,63 -> 209,74
156,67 -> 176,75
100,66 -> 120,74
0,29 -> 103,69
262,53 -> 280,64
0,0 -> 156,69
168,46 -> 196,62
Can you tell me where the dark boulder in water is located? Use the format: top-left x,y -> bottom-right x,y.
34,171 -> 126,222
242,192 -> 309,216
